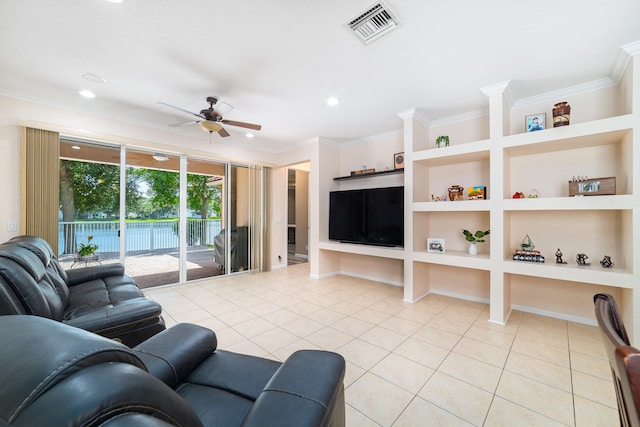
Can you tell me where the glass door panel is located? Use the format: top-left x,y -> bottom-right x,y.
58,140 -> 122,269
186,158 -> 225,280
124,149 -> 180,288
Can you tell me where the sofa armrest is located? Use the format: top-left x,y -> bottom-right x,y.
65,263 -> 126,286
63,298 -> 162,333
134,323 -> 217,387
242,350 -> 346,427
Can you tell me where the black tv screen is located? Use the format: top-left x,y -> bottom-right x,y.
329,186 -> 404,247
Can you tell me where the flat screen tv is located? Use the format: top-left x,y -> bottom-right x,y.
329,186 -> 404,247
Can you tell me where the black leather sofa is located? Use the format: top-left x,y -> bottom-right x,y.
0,315 -> 346,427
0,235 -> 164,346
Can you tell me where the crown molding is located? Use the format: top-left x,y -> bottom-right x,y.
611,40 -> 640,83
511,77 -> 616,109
430,109 -> 489,127
480,80 -> 511,97
396,108 -> 432,126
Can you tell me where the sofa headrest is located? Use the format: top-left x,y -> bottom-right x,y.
0,316 -> 146,423
8,235 -> 54,266
0,243 -> 46,282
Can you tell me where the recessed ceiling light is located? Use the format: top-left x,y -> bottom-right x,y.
327,97 -> 340,106
152,153 -> 169,161
80,72 -> 105,84
71,145 -> 81,150
107,0 -> 123,3
79,90 -> 96,98
245,133 -> 255,138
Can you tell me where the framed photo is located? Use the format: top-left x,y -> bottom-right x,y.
569,177 -> 616,196
468,186 -> 486,200
427,238 -> 445,253
525,113 -> 546,133
394,152 -> 404,169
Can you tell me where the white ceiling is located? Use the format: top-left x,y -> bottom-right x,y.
1,0 -> 639,153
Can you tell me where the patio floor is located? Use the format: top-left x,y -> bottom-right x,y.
58,247 -> 223,288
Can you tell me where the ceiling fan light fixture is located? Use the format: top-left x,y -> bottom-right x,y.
199,120 -> 222,133
152,153 -> 169,161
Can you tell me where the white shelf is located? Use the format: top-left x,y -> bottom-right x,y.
318,241 -> 405,260
502,195 -> 635,211
502,114 -> 634,153
413,250 -> 491,270
413,200 -> 491,212
501,260 -> 634,289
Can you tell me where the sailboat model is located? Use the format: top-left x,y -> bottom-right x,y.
513,234 -> 545,263
520,234 -> 535,250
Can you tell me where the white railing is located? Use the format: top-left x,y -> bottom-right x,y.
58,219 -> 222,254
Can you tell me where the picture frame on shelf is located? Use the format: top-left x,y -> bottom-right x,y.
525,113 -> 546,132
427,238 -> 445,253
568,176 -> 616,196
468,186 -> 486,200
394,152 -> 404,169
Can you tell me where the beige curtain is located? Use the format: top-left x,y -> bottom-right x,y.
21,127 -> 60,255
248,165 -> 271,272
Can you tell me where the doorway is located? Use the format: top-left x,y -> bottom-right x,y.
287,166 -> 309,266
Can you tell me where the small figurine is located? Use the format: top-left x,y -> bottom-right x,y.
555,248 -> 567,264
512,192 -> 525,199
576,253 -> 590,266
600,255 -> 614,268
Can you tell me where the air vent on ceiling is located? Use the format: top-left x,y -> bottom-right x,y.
346,2 -> 401,45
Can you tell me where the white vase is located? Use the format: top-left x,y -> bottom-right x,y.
468,243 -> 478,255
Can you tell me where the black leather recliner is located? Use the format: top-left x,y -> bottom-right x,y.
0,235 -> 164,346
0,315 -> 346,427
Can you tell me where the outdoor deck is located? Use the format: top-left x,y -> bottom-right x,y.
58,247 -> 223,288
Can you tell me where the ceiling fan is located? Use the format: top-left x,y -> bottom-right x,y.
158,96 -> 261,137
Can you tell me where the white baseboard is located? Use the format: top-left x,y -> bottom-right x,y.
428,288 -> 491,305
308,270 -> 402,286
511,304 -> 597,326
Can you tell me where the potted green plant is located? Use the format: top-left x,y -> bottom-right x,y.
436,135 -> 450,148
77,235 -> 98,259
462,229 -> 490,255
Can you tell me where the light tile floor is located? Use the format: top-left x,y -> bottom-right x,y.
143,263 -> 618,427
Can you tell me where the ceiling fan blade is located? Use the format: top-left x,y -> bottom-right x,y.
221,119 -> 262,131
169,120 -> 198,127
218,127 -> 230,137
214,101 -> 234,116
158,102 -> 204,119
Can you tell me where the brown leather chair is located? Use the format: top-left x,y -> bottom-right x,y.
594,293 -> 640,427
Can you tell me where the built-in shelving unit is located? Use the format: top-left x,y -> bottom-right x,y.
315,41 -> 640,342
401,43 -> 640,341
333,168 -> 404,181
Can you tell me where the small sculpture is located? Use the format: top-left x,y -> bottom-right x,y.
576,253 -> 590,266
600,255 -> 614,268
555,248 -> 567,264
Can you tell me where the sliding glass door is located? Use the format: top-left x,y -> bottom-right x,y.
58,140 -> 263,287
124,149 -> 181,288
185,157 -> 225,280
58,139 -> 122,269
